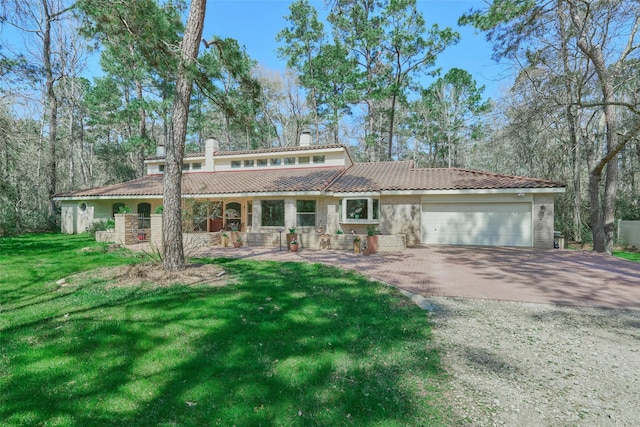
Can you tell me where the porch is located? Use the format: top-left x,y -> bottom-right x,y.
108,214 -> 406,253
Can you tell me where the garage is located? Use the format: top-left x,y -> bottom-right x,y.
421,202 -> 532,247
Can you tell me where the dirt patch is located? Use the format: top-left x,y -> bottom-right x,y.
431,297 -> 640,426
64,263 -> 231,288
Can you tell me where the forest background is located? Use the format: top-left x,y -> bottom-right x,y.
1,0 -> 639,255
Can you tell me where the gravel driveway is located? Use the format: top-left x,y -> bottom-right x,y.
430,297 -> 640,426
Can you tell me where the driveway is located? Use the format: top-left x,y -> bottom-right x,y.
190,245 -> 640,310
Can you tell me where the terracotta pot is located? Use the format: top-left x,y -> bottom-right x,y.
290,243 -> 299,252
366,235 -> 378,254
233,241 -> 242,248
286,233 -> 297,251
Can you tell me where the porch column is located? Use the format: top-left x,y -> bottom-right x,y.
114,214 -> 137,245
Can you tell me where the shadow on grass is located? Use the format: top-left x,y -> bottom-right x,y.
1,257 -> 448,426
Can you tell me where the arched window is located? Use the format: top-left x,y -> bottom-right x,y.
225,202 -> 242,230
137,203 -> 151,229
137,203 -> 151,218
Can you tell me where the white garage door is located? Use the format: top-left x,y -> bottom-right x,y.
421,203 -> 532,247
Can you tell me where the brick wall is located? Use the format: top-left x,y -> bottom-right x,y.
114,214 -> 137,245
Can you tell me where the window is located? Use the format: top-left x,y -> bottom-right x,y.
284,157 -> 295,165
261,200 -> 284,226
159,164 -> 165,172
182,163 -> 190,171
257,159 -> 268,167
231,160 -> 241,168
270,158 -> 281,166
192,162 -> 202,170
313,155 -> 325,164
343,198 -> 379,221
225,202 -> 242,229
296,200 -> 316,227
347,199 -> 368,219
137,203 -> 151,229
244,159 -> 254,167
298,156 -> 310,164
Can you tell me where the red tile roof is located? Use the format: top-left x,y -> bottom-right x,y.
328,162 -> 565,192
56,167 -> 346,198
56,161 -> 564,199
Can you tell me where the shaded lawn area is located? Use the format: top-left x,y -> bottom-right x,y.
0,234 -> 451,426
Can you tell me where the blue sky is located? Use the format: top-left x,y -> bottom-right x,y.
205,0 -> 512,99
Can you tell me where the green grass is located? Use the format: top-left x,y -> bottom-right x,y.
614,250 -> 640,262
0,234 -> 451,426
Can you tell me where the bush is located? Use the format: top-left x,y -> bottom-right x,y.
85,219 -> 114,237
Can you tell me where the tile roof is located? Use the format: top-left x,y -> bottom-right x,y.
56,167 -> 346,198
56,161 -> 564,199
328,162 -> 565,192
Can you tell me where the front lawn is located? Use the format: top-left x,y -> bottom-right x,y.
0,234 -> 450,426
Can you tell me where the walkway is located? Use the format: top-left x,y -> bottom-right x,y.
169,245 -> 640,310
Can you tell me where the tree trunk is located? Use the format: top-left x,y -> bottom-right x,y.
42,0 -> 58,222
162,0 -> 206,272
136,78 -> 147,177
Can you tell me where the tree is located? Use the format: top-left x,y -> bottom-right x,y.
1,0 -> 77,224
162,0 -> 206,272
277,0 -> 326,140
196,37 -> 264,150
461,0 -> 640,254
77,0 -> 184,177
411,68 -> 490,167
382,0 -> 459,159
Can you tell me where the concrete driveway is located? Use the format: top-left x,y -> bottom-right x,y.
190,245 -> 640,310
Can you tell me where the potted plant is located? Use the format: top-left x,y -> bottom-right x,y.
366,225 -> 379,254
286,227 -> 297,251
289,238 -> 299,252
221,231 -> 229,247
228,222 -> 240,243
353,236 -> 361,254
233,236 -> 243,248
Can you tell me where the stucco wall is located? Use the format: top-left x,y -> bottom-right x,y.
380,196 -> 421,246
60,201 -> 95,234
533,194 -> 555,249
618,220 -> 640,247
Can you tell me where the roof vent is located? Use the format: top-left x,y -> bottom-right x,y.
299,130 -> 311,147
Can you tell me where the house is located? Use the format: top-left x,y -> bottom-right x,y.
55,132 -> 565,249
